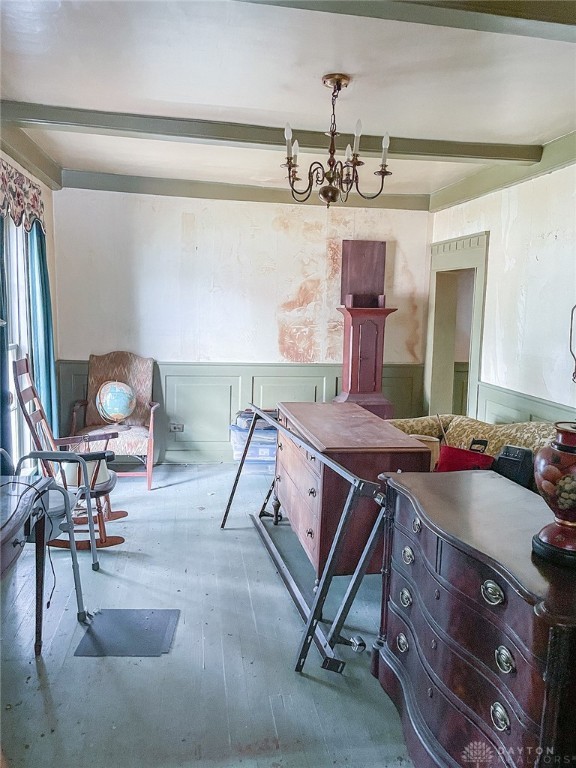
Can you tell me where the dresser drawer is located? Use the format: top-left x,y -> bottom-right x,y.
277,426 -> 321,478
275,458 -> 320,567
394,504 -> 441,570
438,542 -> 549,660
278,438 -> 321,516
391,526 -> 438,584
395,492 -> 432,541
1,521 -> 26,575
381,609 -> 510,767
389,567 -> 545,728
385,607 -> 540,766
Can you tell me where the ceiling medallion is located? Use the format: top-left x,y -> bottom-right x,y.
282,73 -> 391,207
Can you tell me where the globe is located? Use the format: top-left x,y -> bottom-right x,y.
96,380 -> 136,423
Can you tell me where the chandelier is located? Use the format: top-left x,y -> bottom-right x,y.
282,73 -> 391,207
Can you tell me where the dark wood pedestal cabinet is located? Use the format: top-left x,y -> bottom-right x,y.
372,471 -> 576,768
334,239 -> 396,419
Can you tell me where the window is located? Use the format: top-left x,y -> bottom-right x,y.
3,216 -> 32,461
1,159 -> 54,467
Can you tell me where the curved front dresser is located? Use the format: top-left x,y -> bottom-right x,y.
373,471 -> 576,768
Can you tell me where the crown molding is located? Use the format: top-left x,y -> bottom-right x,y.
430,131 -> 576,210
0,125 -> 62,190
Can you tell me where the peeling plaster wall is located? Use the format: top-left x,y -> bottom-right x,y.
53,190 -> 431,365
432,165 -> 576,409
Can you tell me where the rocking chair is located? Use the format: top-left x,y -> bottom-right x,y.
13,357 -> 124,570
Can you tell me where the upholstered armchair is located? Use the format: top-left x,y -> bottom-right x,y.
71,351 -> 159,490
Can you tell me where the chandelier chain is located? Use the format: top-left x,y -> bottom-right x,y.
330,85 -> 338,136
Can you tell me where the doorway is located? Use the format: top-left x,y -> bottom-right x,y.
424,232 -> 489,418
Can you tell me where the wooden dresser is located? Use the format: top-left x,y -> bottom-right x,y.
273,402 -> 430,577
373,470 -> 576,768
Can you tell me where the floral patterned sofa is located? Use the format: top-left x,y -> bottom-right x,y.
388,414 -> 556,459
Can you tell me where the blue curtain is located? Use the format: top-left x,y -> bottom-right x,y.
0,215 -> 13,472
28,219 -> 59,436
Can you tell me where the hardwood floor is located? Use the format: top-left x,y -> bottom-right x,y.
1,464 -> 412,768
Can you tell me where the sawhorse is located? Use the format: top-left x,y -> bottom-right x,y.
221,405 -> 387,673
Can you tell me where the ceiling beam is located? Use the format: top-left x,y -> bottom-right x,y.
1,101 -> 543,165
61,169 -> 431,210
236,0 -> 576,42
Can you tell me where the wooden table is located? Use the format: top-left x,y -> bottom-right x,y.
273,402 -> 431,577
1,476 -> 51,655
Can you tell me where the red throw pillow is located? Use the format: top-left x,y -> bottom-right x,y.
435,445 -> 494,472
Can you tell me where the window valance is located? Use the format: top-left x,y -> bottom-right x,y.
0,159 -> 46,233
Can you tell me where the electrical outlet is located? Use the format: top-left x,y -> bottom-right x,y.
169,423 -> 184,433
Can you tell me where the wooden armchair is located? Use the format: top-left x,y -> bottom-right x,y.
71,351 -> 159,490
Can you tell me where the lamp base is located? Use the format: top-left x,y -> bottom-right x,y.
532,522 -> 576,568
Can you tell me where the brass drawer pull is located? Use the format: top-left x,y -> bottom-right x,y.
495,645 -> 516,674
396,633 -> 409,653
306,528 -> 314,538
481,579 -> 505,606
490,702 -> 511,732
308,488 -> 317,497
401,546 -> 415,565
399,588 -> 413,608
412,517 -> 422,534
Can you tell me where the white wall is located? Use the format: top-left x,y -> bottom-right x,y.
7,156 -> 574,410
433,165 -> 576,409
53,190 -> 431,365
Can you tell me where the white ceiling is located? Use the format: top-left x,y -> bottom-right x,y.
1,0 -> 575,207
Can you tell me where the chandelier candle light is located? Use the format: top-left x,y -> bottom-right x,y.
282,74 -> 391,207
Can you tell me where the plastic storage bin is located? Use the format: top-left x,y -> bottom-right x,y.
234,409 -> 277,430
229,424 -> 277,463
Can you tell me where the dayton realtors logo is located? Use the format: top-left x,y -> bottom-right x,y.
461,741 -> 495,767
462,741 -> 576,766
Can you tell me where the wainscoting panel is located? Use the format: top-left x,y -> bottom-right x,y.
165,373 -> 240,450
382,366 -> 425,419
252,374 -> 335,409
57,360 -> 91,436
57,360 -> 426,463
477,382 -> 575,424
452,363 -> 469,416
